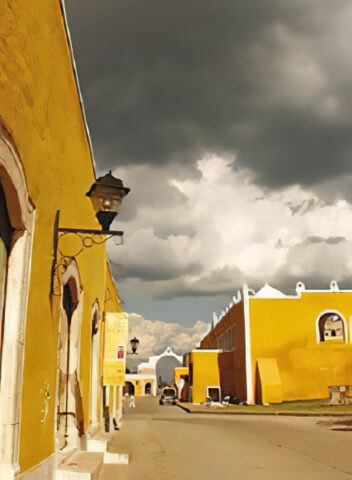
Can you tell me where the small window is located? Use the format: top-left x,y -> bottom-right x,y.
318,312 -> 345,342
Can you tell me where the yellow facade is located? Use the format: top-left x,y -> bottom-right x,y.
250,291 -> 352,404
103,312 -> 128,385
0,2 -> 125,477
174,367 -> 189,383
125,375 -> 156,396
187,351 -> 220,404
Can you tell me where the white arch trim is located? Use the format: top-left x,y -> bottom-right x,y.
137,346 -> 182,371
89,301 -> 101,430
0,134 -> 35,479
55,259 -> 84,451
315,309 -> 348,344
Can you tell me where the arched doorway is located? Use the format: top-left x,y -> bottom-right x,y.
125,381 -> 135,396
0,131 -> 34,476
56,261 -> 84,450
0,180 -> 12,363
145,382 -> 151,395
156,356 -> 182,385
89,302 -> 101,431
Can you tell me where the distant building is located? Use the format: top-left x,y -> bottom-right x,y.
183,351 -> 221,403
198,281 -> 352,405
124,347 -> 182,396
103,309 -> 129,430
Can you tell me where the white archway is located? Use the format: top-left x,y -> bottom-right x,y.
137,346 -> 182,371
55,259 -> 84,451
89,301 -> 101,433
315,309 -> 347,344
0,131 -> 35,479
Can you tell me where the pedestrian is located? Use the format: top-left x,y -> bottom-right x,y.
129,395 -> 135,408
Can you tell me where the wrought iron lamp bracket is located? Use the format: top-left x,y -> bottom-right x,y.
50,210 -> 123,295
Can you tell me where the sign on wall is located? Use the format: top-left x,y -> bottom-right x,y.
117,345 -> 125,360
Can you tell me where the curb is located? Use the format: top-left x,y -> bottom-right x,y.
176,403 -> 352,417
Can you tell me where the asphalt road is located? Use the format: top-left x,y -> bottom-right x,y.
100,396 -> 352,480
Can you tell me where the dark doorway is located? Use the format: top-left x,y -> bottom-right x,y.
126,381 -> 135,396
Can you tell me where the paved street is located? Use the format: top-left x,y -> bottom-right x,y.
100,396 -> 352,479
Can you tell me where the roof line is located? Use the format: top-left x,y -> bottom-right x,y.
59,0 -> 97,177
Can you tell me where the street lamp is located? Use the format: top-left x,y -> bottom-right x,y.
130,337 -> 140,354
86,170 -> 130,231
50,171 -> 130,294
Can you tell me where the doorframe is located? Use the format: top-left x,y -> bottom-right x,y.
0,132 -> 35,479
88,301 -> 101,434
54,259 -> 84,452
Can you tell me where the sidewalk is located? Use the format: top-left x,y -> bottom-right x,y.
98,398 -> 175,480
177,402 -> 352,416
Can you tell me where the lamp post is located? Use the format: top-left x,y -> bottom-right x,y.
50,171 -> 130,294
129,336 -> 140,355
126,336 -> 140,355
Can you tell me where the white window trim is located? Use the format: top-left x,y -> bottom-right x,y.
315,309 -> 348,344
206,386 -> 221,402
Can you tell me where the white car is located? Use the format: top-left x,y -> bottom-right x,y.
159,387 -> 177,405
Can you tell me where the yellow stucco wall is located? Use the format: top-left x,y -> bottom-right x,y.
0,2 -> 122,473
249,292 -> 352,403
174,367 -> 189,383
103,312 -> 129,385
190,351 -> 220,404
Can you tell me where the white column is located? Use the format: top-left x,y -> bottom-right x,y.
117,386 -> 123,426
109,386 -> 116,432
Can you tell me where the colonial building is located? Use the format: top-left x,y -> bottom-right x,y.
199,282 -> 352,405
125,347 -> 182,396
0,2 -> 128,478
183,350 -> 221,403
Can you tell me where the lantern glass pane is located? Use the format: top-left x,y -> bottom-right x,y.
89,185 -> 124,213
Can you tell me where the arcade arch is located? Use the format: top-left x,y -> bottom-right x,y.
0,130 -> 35,477
56,260 -> 84,450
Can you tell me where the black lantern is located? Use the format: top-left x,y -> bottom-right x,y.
130,336 -> 140,354
86,171 -> 130,231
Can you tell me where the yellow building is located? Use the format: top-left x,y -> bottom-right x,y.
200,282 -> 352,405
103,286 -> 129,430
174,366 -> 189,383
0,2 -> 128,478
185,350 -> 221,403
124,374 -> 157,397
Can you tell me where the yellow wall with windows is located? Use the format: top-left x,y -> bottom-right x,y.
189,351 -> 220,404
0,1 -> 123,474
249,292 -> 352,403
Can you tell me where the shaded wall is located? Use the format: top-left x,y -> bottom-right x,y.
200,299 -> 247,401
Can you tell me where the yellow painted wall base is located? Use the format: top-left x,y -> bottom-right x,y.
257,359 -> 282,404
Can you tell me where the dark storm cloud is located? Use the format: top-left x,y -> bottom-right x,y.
150,265 -> 247,300
67,0 -> 352,190
109,258 -> 203,282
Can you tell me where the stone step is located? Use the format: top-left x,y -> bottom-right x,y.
56,452 -> 104,480
104,451 -> 129,465
86,431 -> 112,453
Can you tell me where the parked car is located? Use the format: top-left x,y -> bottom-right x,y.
223,395 -> 241,405
159,387 -> 177,405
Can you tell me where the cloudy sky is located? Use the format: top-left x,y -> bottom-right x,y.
66,0 -> 352,355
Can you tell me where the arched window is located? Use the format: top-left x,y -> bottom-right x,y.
318,312 -> 346,342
